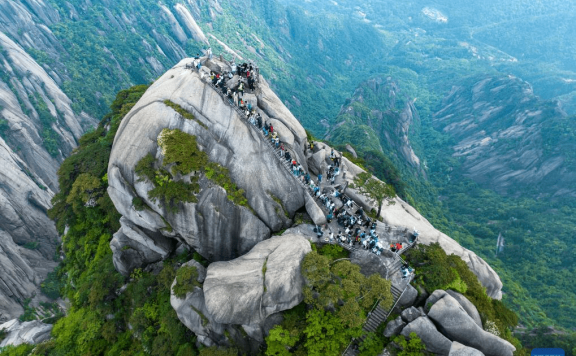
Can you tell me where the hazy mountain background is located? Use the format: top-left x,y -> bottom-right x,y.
0,0 -> 575,347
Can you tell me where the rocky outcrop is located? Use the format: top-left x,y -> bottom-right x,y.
338,159 -> 503,299
445,290 -> 482,328
0,319 -> 52,347
401,316 -> 452,355
0,137 -> 59,322
203,234 -> 311,325
428,293 -> 515,356
110,217 -> 176,276
383,316 -> 405,338
0,11 -> 98,319
170,260 -> 226,347
449,342 -> 486,356
171,235 -> 309,350
108,58 -> 309,266
401,306 -> 423,323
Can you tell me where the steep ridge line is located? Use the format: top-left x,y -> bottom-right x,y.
184,61 -> 314,199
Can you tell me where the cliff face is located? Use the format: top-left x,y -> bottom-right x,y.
433,75 -> 576,197
327,76 -> 424,175
0,10 -> 97,321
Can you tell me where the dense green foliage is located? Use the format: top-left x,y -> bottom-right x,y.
173,265 -> 201,299
391,332 -> 425,356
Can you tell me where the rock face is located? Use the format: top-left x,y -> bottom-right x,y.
0,30 -> 96,321
428,294 -> 515,356
108,58 -> 310,266
433,75 -> 576,197
445,290 -> 482,328
203,235 -> 311,325
171,236 -> 309,350
449,342 -> 486,356
401,316 -> 452,355
383,316 -> 405,338
0,319 -> 53,347
170,260 -> 226,347
110,217 -> 177,276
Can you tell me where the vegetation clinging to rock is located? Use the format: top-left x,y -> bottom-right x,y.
135,128 -> 251,213
173,265 -> 201,299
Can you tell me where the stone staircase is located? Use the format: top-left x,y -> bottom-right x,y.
187,63 -> 313,197
342,279 -> 412,356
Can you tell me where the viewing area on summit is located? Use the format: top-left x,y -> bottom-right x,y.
183,52 -> 419,354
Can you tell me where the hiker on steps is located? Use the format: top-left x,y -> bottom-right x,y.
238,81 -> 244,97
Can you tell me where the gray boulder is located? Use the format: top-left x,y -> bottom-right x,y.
269,119 -> 295,147
350,248 -> 388,279
383,316 -> 405,338
308,149 -> 326,176
0,319 -> 53,347
396,284 -> 418,309
305,195 -> 327,226
401,316 -> 452,355
401,306 -> 423,323
428,294 -> 515,356
203,234 -> 311,325
446,290 -> 482,328
110,217 -> 176,276
449,342 -> 485,356
426,289 -> 449,310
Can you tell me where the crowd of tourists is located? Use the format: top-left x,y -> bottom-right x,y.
189,52 -> 415,272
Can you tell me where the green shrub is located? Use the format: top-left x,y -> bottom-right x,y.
392,332 -> 425,356
0,344 -> 35,356
132,196 -> 147,211
173,265 -> 201,299
41,269 -> 63,300
317,244 -> 349,260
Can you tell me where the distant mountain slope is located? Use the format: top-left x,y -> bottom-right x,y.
433,75 -> 576,197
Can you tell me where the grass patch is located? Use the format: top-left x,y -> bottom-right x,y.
262,257 -> 269,293
164,100 -> 207,129
318,244 -> 350,260
173,265 -> 201,299
132,196 -> 147,211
